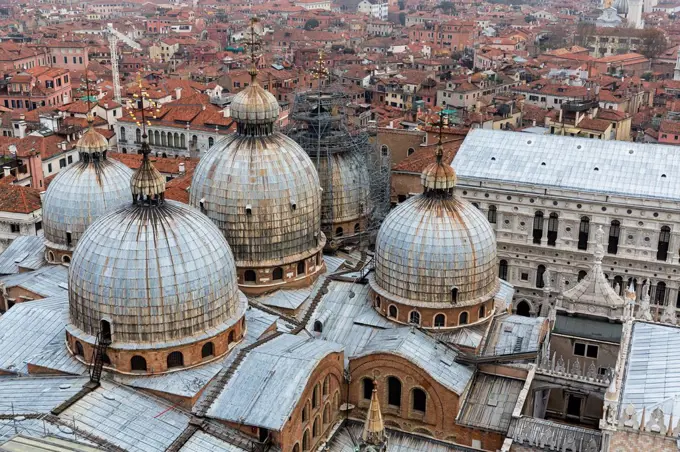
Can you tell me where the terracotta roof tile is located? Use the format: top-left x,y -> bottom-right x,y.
393,139 -> 464,173
0,184 -> 41,213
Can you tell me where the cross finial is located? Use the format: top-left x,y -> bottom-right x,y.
246,17 -> 261,82
79,75 -> 96,123
311,48 -> 329,85
126,72 -> 160,161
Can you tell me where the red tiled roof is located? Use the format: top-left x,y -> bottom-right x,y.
393,139 -> 464,173
0,184 -> 41,214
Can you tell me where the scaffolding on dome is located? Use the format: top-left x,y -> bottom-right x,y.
285,86 -> 390,251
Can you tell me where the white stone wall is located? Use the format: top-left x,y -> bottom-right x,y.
117,123 -> 223,158
455,182 -> 680,316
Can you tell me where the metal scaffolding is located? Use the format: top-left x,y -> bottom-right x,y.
285,87 -> 390,251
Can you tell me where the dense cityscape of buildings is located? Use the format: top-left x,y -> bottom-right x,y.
0,0 -> 679,451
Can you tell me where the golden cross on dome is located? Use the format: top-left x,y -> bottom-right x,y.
126,72 -> 161,155
244,17 -> 262,78
78,75 -> 98,123
310,48 -> 329,84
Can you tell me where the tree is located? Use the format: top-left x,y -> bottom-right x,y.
575,22 -> 596,47
304,19 -> 319,30
438,1 -> 456,14
524,14 -> 536,23
398,0 -> 405,10
398,12 -> 406,26
638,28 -> 667,59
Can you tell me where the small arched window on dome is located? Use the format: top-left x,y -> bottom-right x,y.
381,145 -> 389,157
409,311 -> 420,325
75,341 -> 84,357
451,287 -> 459,303
434,314 -> 445,328
48,251 -> 54,262
228,330 -> 235,344
62,255 -> 70,264
354,223 -> 360,234
479,305 -> 486,319
335,227 -> 344,237
272,267 -> 283,280
297,261 -> 305,276
459,311 -> 469,325
375,296 -> 381,308
388,305 -> 398,318
245,204 -> 252,216
130,355 -> 147,372
201,342 -> 214,359
313,320 -> 323,333
407,147 -> 415,156
167,351 -> 184,369
100,319 -> 112,343
244,270 -> 256,282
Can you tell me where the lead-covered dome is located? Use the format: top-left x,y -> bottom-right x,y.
369,144 -> 499,326
42,123 -> 132,263
614,0 -> 629,15
190,70 -> 325,294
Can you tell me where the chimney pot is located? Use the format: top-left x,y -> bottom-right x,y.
2,166 -> 10,178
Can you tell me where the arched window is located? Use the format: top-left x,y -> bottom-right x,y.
130,355 -> 147,371
499,259 -> 508,280
451,287 -> 458,303
154,130 -> 160,145
614,275 -> 624,294
387,376 -> 401,407
302,402 -> 309,422
174,132 -> 180,148
312,383 -> 319,408
62,255 -> 70,264
201,342 -> 214,358
412,388 -> 426,413
120,126 -> 126,141
148,130 -> 155,144
323,403 -> 330,424
375,296 -> 381,308
577,270 -> 587,282
312,416 -> 320,437
272,267 -> 283,280
354,223 -> 360,234
381,145 -> 389,156
536,265 -> 546,288
547,213 -> 558,246
533,211 -> 544,244
180,134 -> 186,148
244,270 -> 256,282
388,305 -> 398,318
409,310 -> 420,325
313,320 -> 322,333
135,128 -> 141,143
407,147 -> 415,156
434,313 -> 445,327
167,351 -> 184,368
335,227 -> 343,237
578,217 -> 590,250
459,311 -> 469,325
472,202 -> 480,209
209,137 -> 214,147
161,131 -> 167,146
362,378 -> 373,400
302,430 -> 310,451
297,261 -> 305,275
658,226 -> 671,261
516,300 -> 531,317
487,205 -> 497,224
228,330 -> 234,344
100,320 -> 112,342
655,281 -> 666,305
75,341 -> 84,356
479,305 -> 485,319
608,220 -> 620,254
293,444 -> 300,452
323,375 -> 330,396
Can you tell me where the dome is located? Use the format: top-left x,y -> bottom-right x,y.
371,154 -> 498,307
42,125 -> 133,256
230,72 -> 280,126
190,72 -> 325,289
68,199 -> 245,344
614,0 -> 628,15
317,150 -> 370,229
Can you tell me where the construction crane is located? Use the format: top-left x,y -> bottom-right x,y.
106,23 -> 142,105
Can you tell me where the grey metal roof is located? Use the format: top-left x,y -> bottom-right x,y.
60,380 -> 190,452
455,129 -> 680,201
458,373 -> 524,433
207,334 -> 343,430
25,340 -> 86,376
0,376 -> 89,415
0,418 -> 96,446
432,325 -> 485,349
355,328 -> 474,395
42,157 -> 133,251
0,434 -> 102,452
0,265 -> 68,299
484,314 -> 545,356
372,192 -> 498,307
553,314 -> 622,343
621,322 -> 680,422
68,200 -> 245,344
0,296 -> 68,374
179,431 -> 248,452
0,236 -> 45,275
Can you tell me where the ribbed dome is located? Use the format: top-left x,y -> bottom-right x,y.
230,78 -> 280,125
190,133 -> 324,266
317,150 -> 370,227
68,200 -> 245,343
371,192 -> 498,306
42,133 -> 133,252
614,0 -> 629,14
421,160 -> 457,191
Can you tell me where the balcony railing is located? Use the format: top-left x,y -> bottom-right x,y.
508,417 -> 602,451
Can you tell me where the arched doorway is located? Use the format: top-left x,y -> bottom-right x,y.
516,300 -> 531,317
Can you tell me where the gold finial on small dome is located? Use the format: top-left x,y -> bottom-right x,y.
360,379 -> 388,450
421,112 -> 457,193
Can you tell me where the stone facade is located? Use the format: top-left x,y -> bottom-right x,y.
117,124 -> 224,158
453,184 -> 680,316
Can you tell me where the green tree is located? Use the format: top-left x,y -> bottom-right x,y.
397,0 -> 405,10
304,19 -> 319,30
638,28 -> 667,59
438,1 -> 456,14
524,14 -> 536,23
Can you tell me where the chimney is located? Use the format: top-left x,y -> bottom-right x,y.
178,162 -> 185,174
104,102 -> 109,109
60,141 -> 67,151
2,166 -> 10,178
39,190 -> 46,204
175,87 -> 182,100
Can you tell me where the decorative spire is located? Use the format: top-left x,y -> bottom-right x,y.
127,74 -> 165,206
245,17 -> 262,83
360,380 -> 388,451
421,111 -> 456,194
75,76 -> 108,160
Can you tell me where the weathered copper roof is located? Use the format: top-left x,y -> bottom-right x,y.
76,123 -> 109,155
230,80 -> 280,125
130,155 -> 166,199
